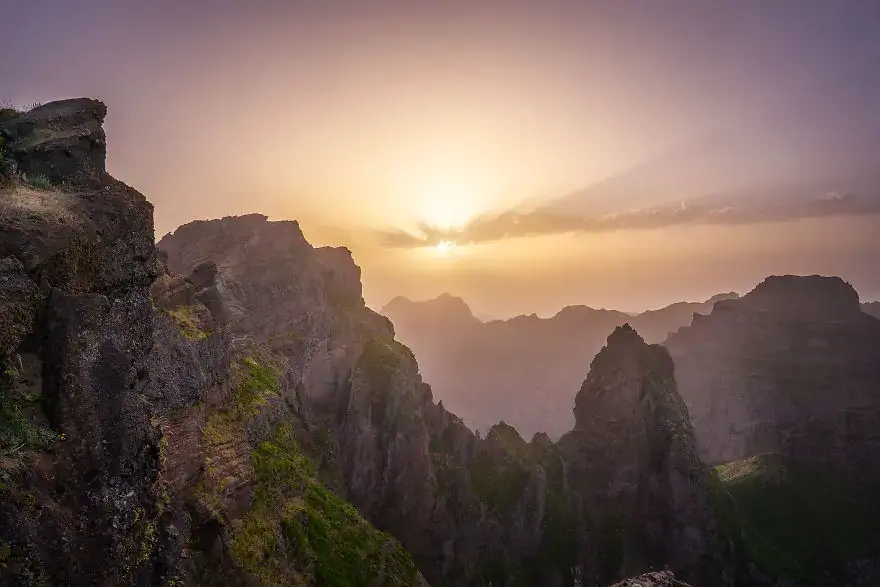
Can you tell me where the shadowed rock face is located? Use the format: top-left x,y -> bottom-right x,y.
559,325 -> 724,587
665,275 -> 880,474
0,101 -> 161,584
610,570 -> 693,587
0,98 -> 108,185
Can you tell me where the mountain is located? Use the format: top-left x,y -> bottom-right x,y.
558,325 -> 726,586
666,275 -> 880,471
4,97 -> 878,587
0,99 -> 424,586
665,275 -> 880,585
0,98 -> 732,587
863,301 -> 880,319
381,292 -> 739,438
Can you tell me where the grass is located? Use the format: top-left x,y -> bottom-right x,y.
196,354 -> 423,585
710,454 -> 880,584
26,174 -> 53,191
164,305 -> 210,340
228,424 -> 424,586
0,368 -> 56,462
232,356 -> 282,416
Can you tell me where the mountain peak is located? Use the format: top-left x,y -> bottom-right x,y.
744,274 -> 861,319
381,293 -> 477,325
606,322 -> 646,347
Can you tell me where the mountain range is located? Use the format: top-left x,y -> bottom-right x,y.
383,293 -> 880,439
2,99 -> 879,586
381,292 -> 738,438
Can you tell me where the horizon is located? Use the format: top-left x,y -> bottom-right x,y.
5,0 -> 880,315
378,279 -> 880,321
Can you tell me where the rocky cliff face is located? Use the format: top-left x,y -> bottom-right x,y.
559,325 -> 726,587
0,99 -> 160,584
665,275 -> 880,475
0,100 -> 426,587
157,215 -> 558,586
1,98 -> 734,587
157,215 -> 732,586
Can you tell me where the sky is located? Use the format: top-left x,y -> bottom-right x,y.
2,0 -> 879,316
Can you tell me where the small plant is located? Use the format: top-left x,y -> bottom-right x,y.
27,174 -> 53,191
0,99 -> 19,116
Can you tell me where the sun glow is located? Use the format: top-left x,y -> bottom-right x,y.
434,240 -> 456,255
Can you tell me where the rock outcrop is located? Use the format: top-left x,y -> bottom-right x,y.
665,275 -> 880,476
0,98 -> 108,186
610,570 -> 693,587
559,325 -> 726,586
381,292 -> 739,439
0,100 -> 160,584
157,215 -> 555,586
0,100 -> 427,587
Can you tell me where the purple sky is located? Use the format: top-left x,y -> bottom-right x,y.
2,1 -> 879,314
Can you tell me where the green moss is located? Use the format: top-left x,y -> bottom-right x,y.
204,409 -> 242,447
233,356 -> 282,416
711,454 -> 880,584
164,305 -> 210,340
228,424 -> 423,586
0,370 -> 56,460
0,540 -> 10,564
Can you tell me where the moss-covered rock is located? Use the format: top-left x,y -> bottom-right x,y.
228,424 -> 426,586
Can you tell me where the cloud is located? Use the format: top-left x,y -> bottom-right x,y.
374,192 -> 880,248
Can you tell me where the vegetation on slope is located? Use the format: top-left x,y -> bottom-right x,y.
0,362 -> 56,476
163,304 -> 210,341
230,424 -> 423,587
198,352 -> 423,586
710,454 -> 880,584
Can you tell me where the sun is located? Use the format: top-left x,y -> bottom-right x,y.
434,240 -> 456,255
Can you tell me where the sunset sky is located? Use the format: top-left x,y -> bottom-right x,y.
3,0 -> 879,316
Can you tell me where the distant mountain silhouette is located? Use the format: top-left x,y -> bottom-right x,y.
381,291 -> 739,438
863,301 -> 880,319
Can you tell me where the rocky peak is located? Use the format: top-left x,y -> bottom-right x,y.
382,293 -> 479,329
706,291 -> 740,304
0,98 -> 108,186
157,214 -> 365,338
743,274 -> 861,320
573,323 -> 672,430
666,275 -> 880,472
561,324 -> 722,585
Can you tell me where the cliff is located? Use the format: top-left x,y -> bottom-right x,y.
559,325 -> 727,586
0,100 -> 426,586
1,98 -> 802,586
665,275 -> 880,585
665,275 -> 880,474
0,99 -> 160,584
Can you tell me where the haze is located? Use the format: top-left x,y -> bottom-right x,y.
3,0 -> 879,316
